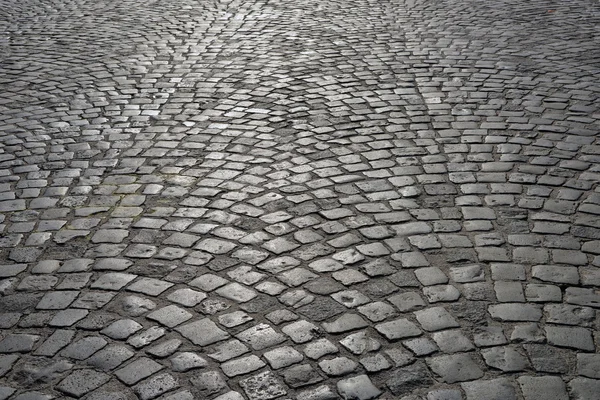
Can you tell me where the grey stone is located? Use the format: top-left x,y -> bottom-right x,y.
524,344 -> 571,373
518,376 -> 568,400
127,278 -> 173,296
427,354 -> 484,383
170,352 -> 208,372
357,301 -> 397,322
134,373 -> 178,400
221,355 -> 265,377
161,391 -> 193,400
386,362 -> 432,395
147,305 -> 193,327
337,374 -> 381,400
281,320 -> 320,344
322,314 -> 368,333
176,319 -> 230,346
218,311 -> 253,328
0,354 -> 19,377
56,369 -> 110,397
91,272 -> 137,290
578,354 -> 600,378
0,334 -> 39,353
33,330 -> 75,356
239,371 -> 287,400
121,296 -> 157,316
12,391 -> 54,400
100,319 -> 143,339
70,291 -> 115,309
545,326 -> 595,351
0,387 -> 15,400
532,265 -> 579,285
569,377 -> 600,400
375,318 -> 421,340
128,326 -> 166,349
359,353 -> 391,372
303,339 -> 339,360
525,284 -> 562,302
296,385 -> 338,400
216,282 -> 257,303
432,330 -> 474,353
565,287 -> 600,308
488,303 -> 542,321
263,346 -> 303,369
511,323 -> 545,343
403,337 -> 438,356
190,371 -> 227,397
36,291 -> 79,310
339,331 -> 380,355
427,389 -> 462,400
167,288 -> 206,307
115,357 -> 163,385
318,357 -> 358,376
87,345 -> 135,371
213,392 -> 245,400
236,323 -> 286,350
282,364 -> 323,388
494,281 -> 525,302
423,285 -> 461,302
481,346 -> 529,372
414,307 -> 459,331
461,378 -> 518,400
207,340 -> 249,362
388,292 -> 426,312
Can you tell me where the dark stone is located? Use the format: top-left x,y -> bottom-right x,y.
282,364 -> 323,388
0,293 -> 43,312
304,278 -> 345,295
385,361 -> 433,395
297,297 -> 345,322
524,344 -> 572,374
446,301 -> 488,325
239,295 -> 280,314
355,278 -> 398,298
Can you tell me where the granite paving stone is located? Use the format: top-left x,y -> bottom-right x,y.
461,378 -> 518,400
189,370 -> 228,397
87,345 -> 135,371
134,373 -> 179,400
481,346 -> 530,372
524,344 -> 572,373
577,354 -> 600,379
146,305 -> 193,328
221,355 -> 265,378
518,376 -> 569,400
100,319 -> 143,339
318,357 -> 358,377
115,357 -> 164,385
56,369 -> 110,398
239,371 -> 287,400
169,352 -> 208,372
0,334 -> 39,353
175,319 -> 230,346
427,354 -> 484,383
569,377 -> 600,400
337,374 -> 381,400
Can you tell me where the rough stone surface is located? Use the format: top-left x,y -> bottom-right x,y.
0,0 -> 597,398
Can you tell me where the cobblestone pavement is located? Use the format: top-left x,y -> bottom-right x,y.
0,0 -> 599,398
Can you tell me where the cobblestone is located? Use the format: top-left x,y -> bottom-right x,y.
0,0 -> 599,397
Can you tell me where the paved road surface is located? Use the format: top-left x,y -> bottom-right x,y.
1,0 -> 600,399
